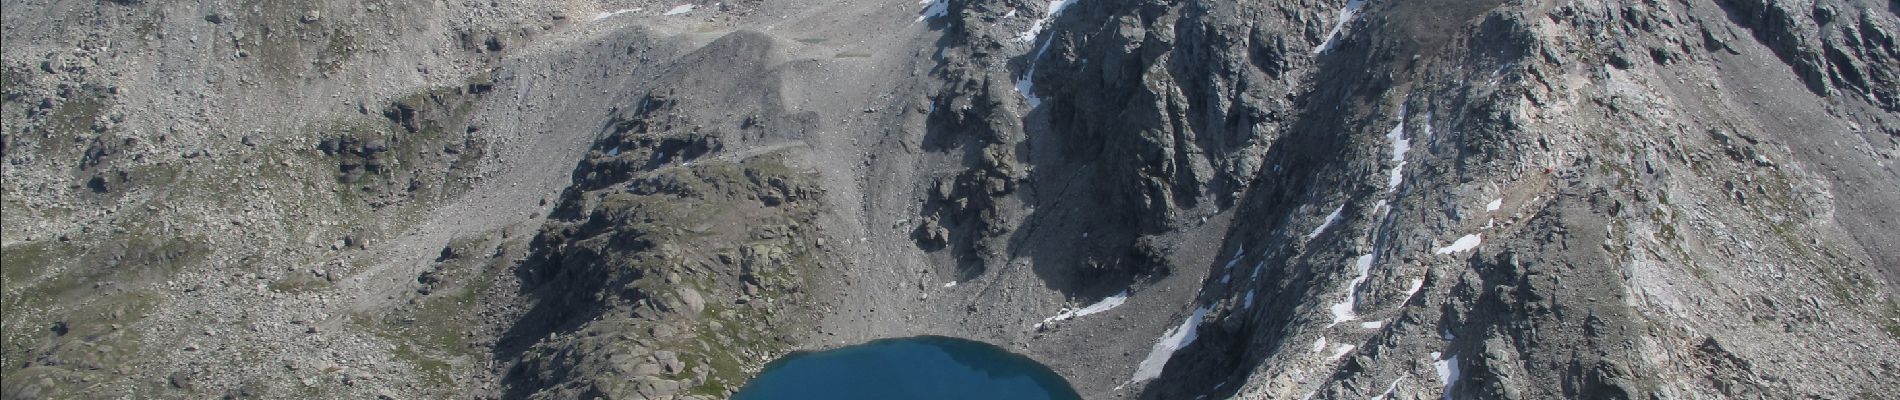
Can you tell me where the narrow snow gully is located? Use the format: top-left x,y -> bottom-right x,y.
1036,291 -> 1130,329
1314,0 -> 1368,54
1126,305 -> 1212,386
1014,0 -> 1083,108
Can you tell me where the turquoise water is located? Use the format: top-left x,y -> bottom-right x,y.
732,336 -> 1082,400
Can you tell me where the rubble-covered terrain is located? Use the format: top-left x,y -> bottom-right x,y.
3,0 -> 1896,399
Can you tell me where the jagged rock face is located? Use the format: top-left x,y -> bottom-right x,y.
3,0 -> 1898,399
498,31 -> 839,399
1720,0 -> 1899,110
1029,0 -> 1287,231
918,0 -> 1898,398
1002,0 -> 1900,398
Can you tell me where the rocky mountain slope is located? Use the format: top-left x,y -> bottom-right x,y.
3,0 -> 1897,399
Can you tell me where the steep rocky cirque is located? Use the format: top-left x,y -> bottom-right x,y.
991,0 -> 1900,398
915,0 -> 1900,398
2,0 -> 1897,399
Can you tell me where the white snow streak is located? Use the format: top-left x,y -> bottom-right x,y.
1318,107 -> 1415,330
1328,254 -> 1376,325
1015,34 -> 1060,108
1371,377 -> 1406,400
1434,234 -> 1482,255
662,4 -> 695,16
1328,300 -> 1356,326
917,0 -> 949,22
1385,113 -> 1411,192
1359,320 -> 1385,329
1130,306 -> 1211,383
1405,278 -> 1424,298
1486,198 -> 1503,211
1313,0 -> 1367,54
1038,291 -> 1129,327
1307,205 -> 1345,240
1019,0 -> 1078,42
1013,0 -> 1083,107
1311,337 -> 1329,353
1242,290 -> 1255,309
1217,248 -> 1243,284
943,281 -> 957,288
1329,343 -> 1356,360
1014,70 -> 1044,108
1432,353 -> 1461,400
591,8 -> 641,20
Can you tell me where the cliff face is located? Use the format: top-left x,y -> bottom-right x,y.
999,0 -> 1900,398
3,0 -> 1897,399
997,0 -> 1900,398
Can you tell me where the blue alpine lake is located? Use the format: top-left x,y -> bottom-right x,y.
731,336 -> 1082,400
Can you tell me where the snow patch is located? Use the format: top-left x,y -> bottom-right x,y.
592,8 -> 642,20
1353,253 -> 1375,280
1130,306 -> 1210,383
942,281 -> 957,288
662,4 -> 695,16
1038,291 -> 1129,327
1312,0 -> 1367,54
1328,254 -> 1376,325
1242,290 -> 1255,309
1311,337 -> 1328,353
1387,119 -> 1411,163
1486,198 -> 1503,212
1019,0 -> 1078,42
1307,205 -> 1345,240
1215,248 -> 1243,284
1385,113 -> 1411,192
1371,377 -> 1406,400
1013,0 -> 1085,107
1359,320 -> 1385,329
1014,36 -> 1059,107
1405,278 -> 1424,298
1329,343 -> 1356,360
1432,353 -> 1461,400
1328,300 -> 1356,326
917,0 -> 949,22
1014,71 -> 1043,108
1434,234 -> 1482,255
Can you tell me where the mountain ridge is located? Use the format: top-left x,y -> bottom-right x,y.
3,0 -> 1897,398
